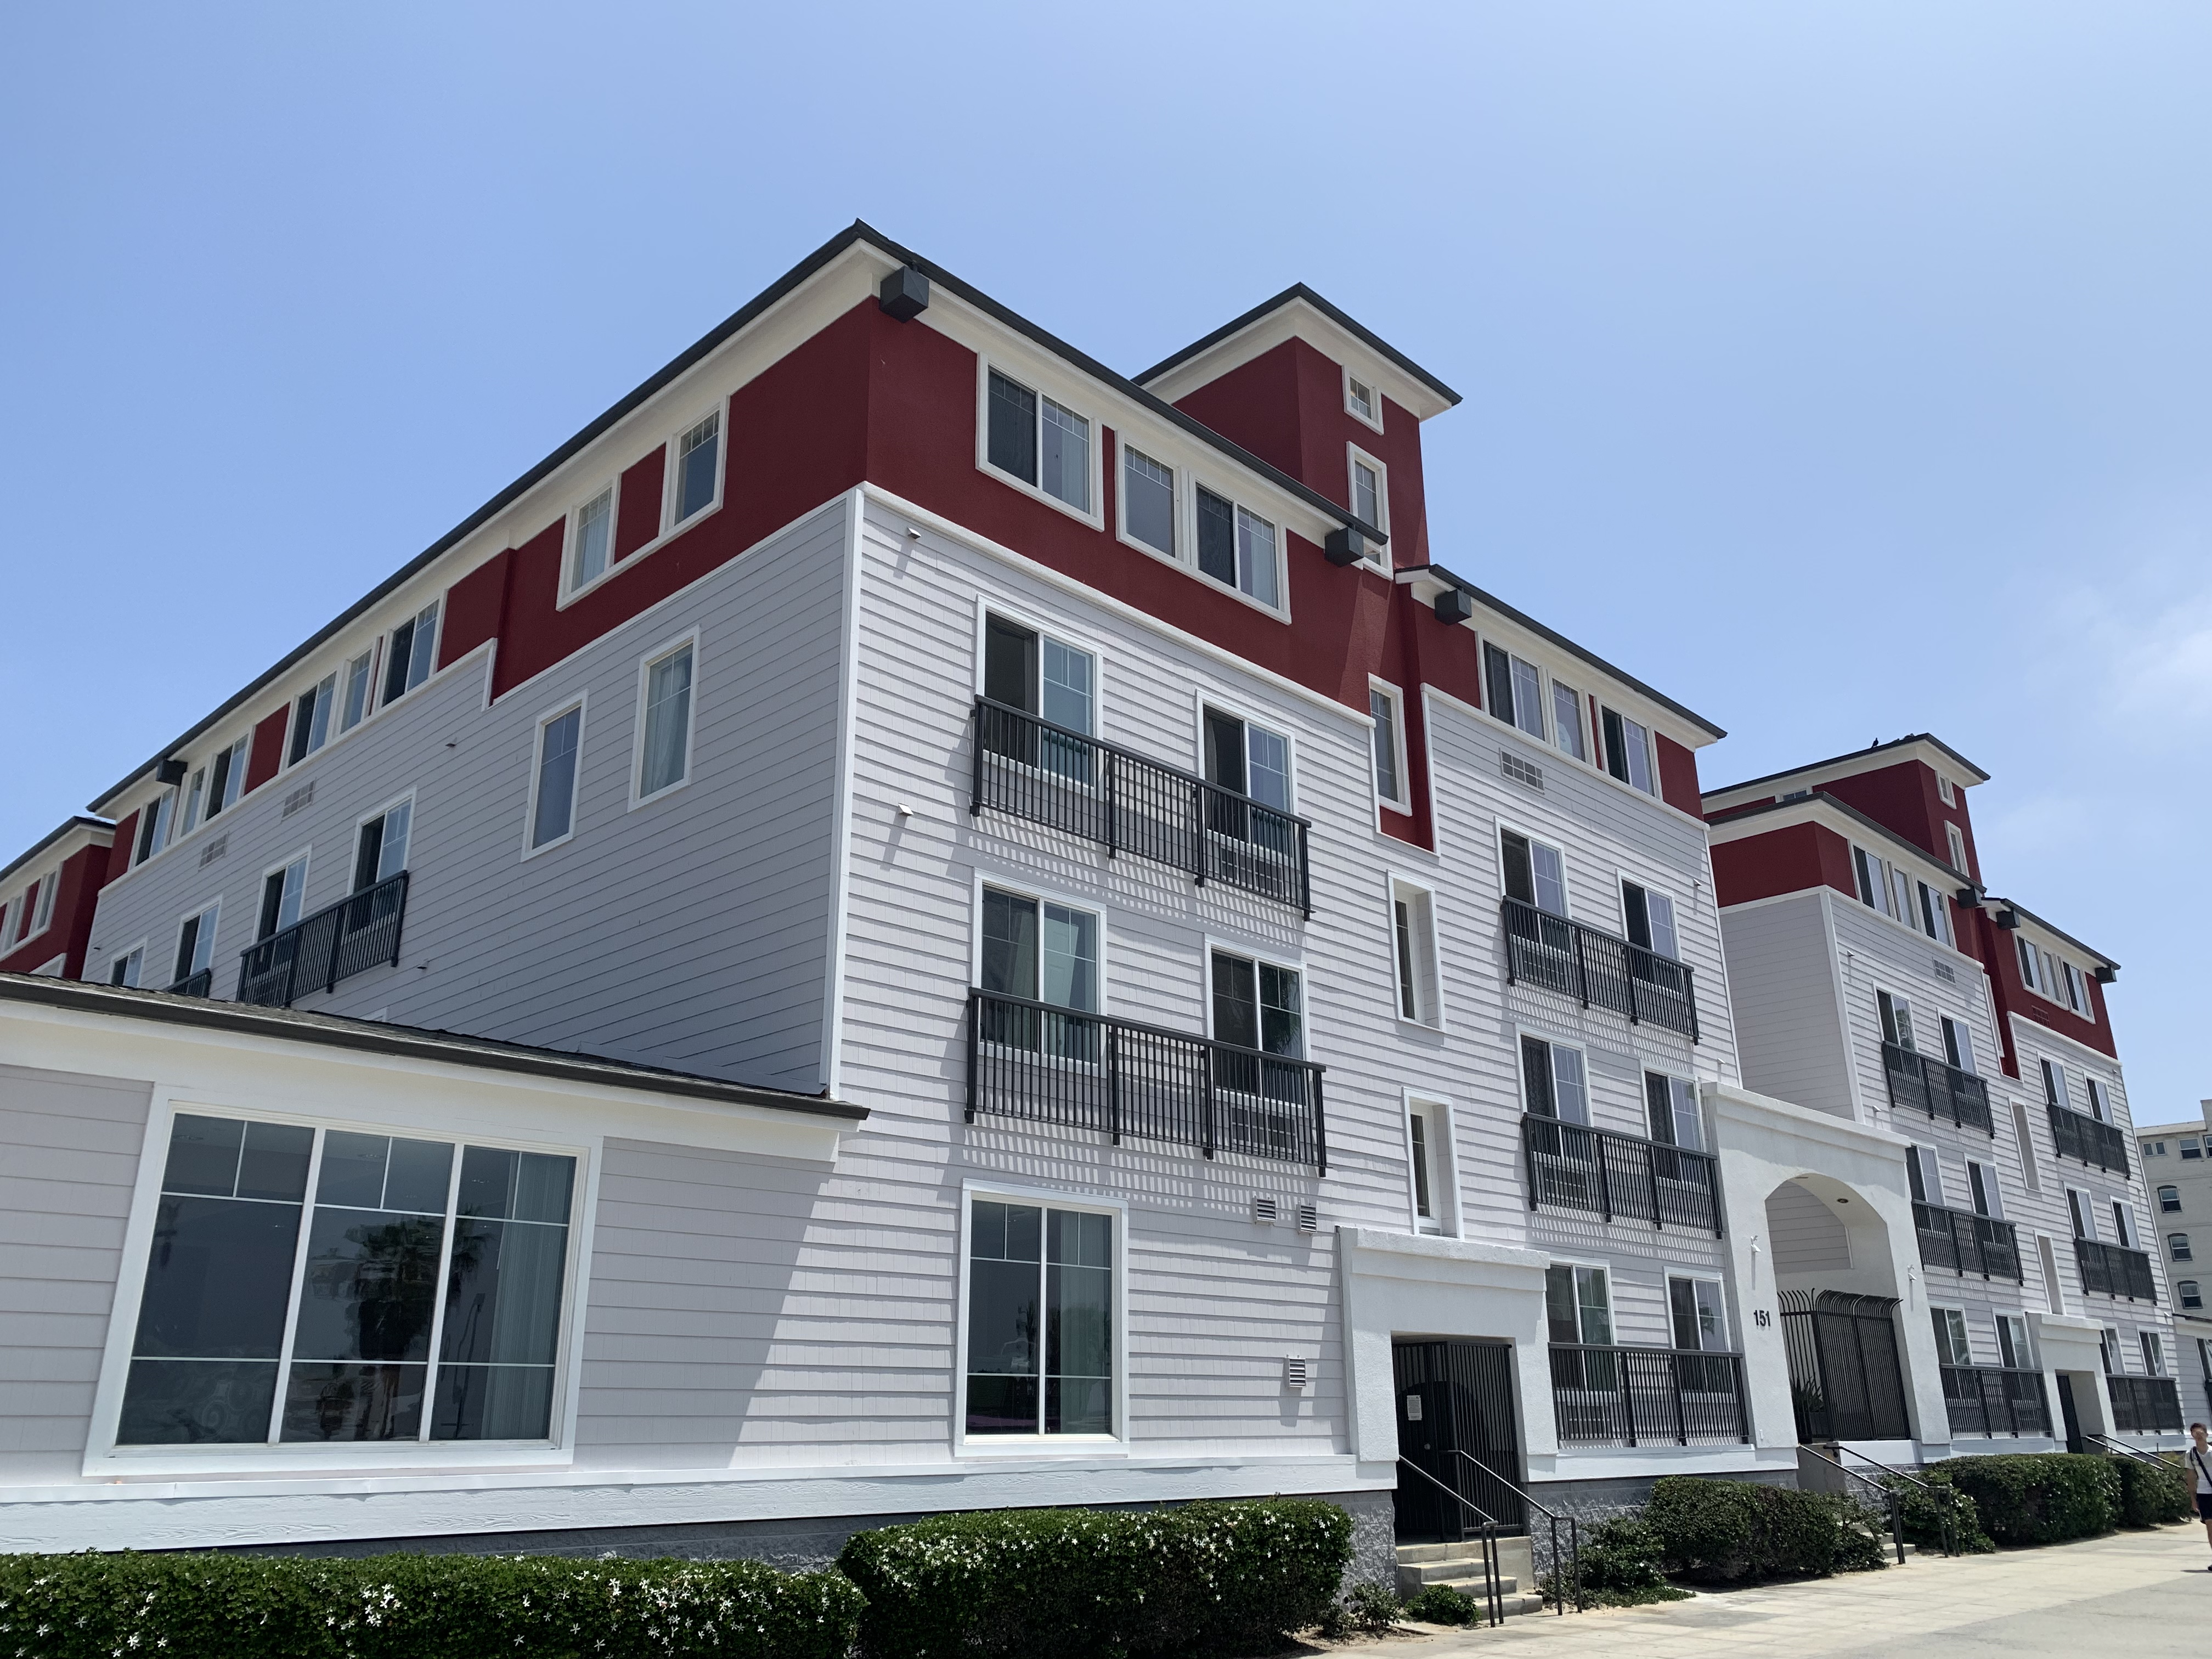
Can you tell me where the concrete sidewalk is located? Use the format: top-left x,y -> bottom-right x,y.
1322,1526 -> 2212,1658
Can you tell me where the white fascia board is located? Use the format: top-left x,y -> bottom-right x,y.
2004,1009 -> 2126,1077
1708,1079 -> 1915,1160
1701,739 -> 1985,815
1708,795 -> 1971,890
1140,298 -> 1455,422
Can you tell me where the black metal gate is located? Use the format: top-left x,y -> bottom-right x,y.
1779,1290 -> 1910,1441
1393,1339 -> 1526,1542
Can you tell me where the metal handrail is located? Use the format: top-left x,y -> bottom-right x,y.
1912,1201 -> 2023,1282
1881,1041 -> 1993,1133
1452,1452 -> 1581,1615
2047,1102 -> 2130,1176
235,870 -> 409,1008
2074,1238 -> 2158,1302
162,967 -> 213,998
2084,1431 -> 2174,1468
1396,1458 -> 1504,1629
1499,896 -> 1699,1039
1799,1442 -> 1908,1564
1520,1114 -> 1723,1235
1826,1443 -> 1960,1556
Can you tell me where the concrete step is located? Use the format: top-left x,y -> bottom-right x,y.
1401,1589 -> 1550,1621
1398,1560 -> 1521,1589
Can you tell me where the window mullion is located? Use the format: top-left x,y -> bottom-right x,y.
265,1128 -> 329,1446
417,1142 -> 469,1442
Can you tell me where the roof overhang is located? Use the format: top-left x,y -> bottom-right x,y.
1706,791 -> 1976,891
1703,734 -> 1989,814
1136,285 -> 1461,420
1981,896 -> 2119,975
0,817 -> 113,893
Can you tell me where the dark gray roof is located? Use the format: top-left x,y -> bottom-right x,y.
0,816 -> 112,890
1135,283 -> 1463,408
0,973 -> 868,1120
1704,732 -> 1990,800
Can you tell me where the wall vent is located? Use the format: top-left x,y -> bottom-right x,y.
1296,1201 -> 1319,1233
1284,1356 -> 1310,1390
1500,751 -> 1544,792
1252,1196 -> 1280,1224
281,782 -> 315,818
1932,960 -> 1956,984
198,835 -> 227,867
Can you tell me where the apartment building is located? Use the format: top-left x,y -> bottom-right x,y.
1706,738 -> 2183,1455
0,818 -> 111,980
2138,1106 -> 2212,1420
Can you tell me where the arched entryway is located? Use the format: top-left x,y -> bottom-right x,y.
1762,1175 -> 1912,1442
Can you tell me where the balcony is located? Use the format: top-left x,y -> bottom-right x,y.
1550,1345 -> 1750,1446
965,988 -> 1327,1172
1913,1202 -> 2022,1281
970,699 -> 1312,916
2048,1105 -> 2129,1176
1881,1043 -> 1992,1133
162,968 -> 213,998
236,872 -> 410,1009
1520,1115 -> 1722,1235
1499,898 -> 1699,1040
2075,1238 -> 2158,1301
1940,1365 -> 2051,1437
2107,1375 -> 2182,1434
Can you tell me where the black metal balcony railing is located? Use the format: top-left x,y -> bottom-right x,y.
2048,1105 -> 2130,1176
2075,1238 -> 2158,1302
1520,1116 -> 1723,1235
971,699 -> 1313,916
1913,1203 -> 2023,1282
965,988 -> 1327,1172
235,872 -> 410,1009
1550,1345 -> 1750,1446
2107,1375 -> 2182,1434
1500,898 -> 1699,1040
1881,1043 -> 1993,1134
163,968 -> 213,998
1940,1366 -> 2051,1437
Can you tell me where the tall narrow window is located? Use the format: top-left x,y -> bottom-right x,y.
637,643 -> 695,800
1878,989 -> 1917,1051
1936,774 -> 1957,806
258,856 -> 307,939
1966,1160 -> 2000,1218
341,652 -> 374,733
1121,446 -> 1175,555
1600,707 -> 1653,793
1941,1017 -> 1976,1074
136,792 -> 176,864
1621,881 -> 1679,960
674,413 -> 720,524
181,768 -> 207,836
1853,847 -> 1892,916
1668,1278 -> 1728,1351
1996,1314 -> 2030,1369
2067,1188 -> 2093,1240
1916,882 -> 1951,945
987,370 -> 1038,484
1040,399 -> 1090,512
1644,1072 -> 1703,1150
965,1198 -> 1113,1437
1551,680 -> 1587,760
354,800 -> 412,890
2084,1077 -> 2108,1121
381,602 -> 441,706
1520,1035 -> 1589,1125
2109,1201 -> 2132,1248
171,901 -> 219,987
207,738 -> 243,820
109,947 -> 144,988
1193,487 -> 1278,605
1394,900 -> 1418,1019
1481,643 -> 1546,740
1931,1308 -> 1971,1367
289,675 -> 336,765
1906,1144 -> 1939,1204
1406,1103 -> 1440,1229
1370,687 -> 1403,805
2140,1331 -> 2164,1376
530,706 -> 583,850
2041,1059 -> 2071,1113
1499,829 -> 1567,917
1390,881 -> 1439,1025
29,873 -> 57,938
1349,455 -> 1384,534
569,486 -> 614,590
1202,709 -> 1293,827
1544,1264 -> 1611,1345
2016,937 -> 2042,994
1945,822 -> 1968,871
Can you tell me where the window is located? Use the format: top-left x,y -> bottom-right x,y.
1906,1145 -> 1942,1205
2141,1331 -> 2165,1376
1406,1101 -> 1449,1233
1644,1072 -> 1702,1151
1599,707 -> 1653,794
1668,1278 -> 1729,1351
985,370 -> 1091,515
257,855 -> 308,940
636,641 -> 695,802
1937,774 -> 1957,806
115,1111 -> 577,1445
288,674 -> 337,766
1202,707 -> 1293,816
2040,1059 -> 2072,1113
2180,1279 -> 2203,1311
1194,486 -> 1279,607
1119,445 -> 1175,556
1621,880 -> 1679,961
2066,1187 -> 2094,1240
1345,370 -> 1381,429
1996,1314 -> 2031,1370
672,412 -> 721,525
109,946 -> 144,988
1210,949 -> 1303,1058
2015,936 -> 2041,992
1940,1017 -> 1976,1075
0,894 -> 16,952
2084,1077 -> 2109,1122
134,791 -> 177,865
528,705 -> 583,851
2169,1233 -> 2191,1261
1544,1264 -> 1611,1346
381,602 -> 441,707
568,486 -> 615,591
1945,822 -> 1968,871
2159,1185 -> 2182,1213
2109,1201 -> 2132,1249
1500,828 -> 1567,917
1551,680 -> 1587,761
171,900 -> 219,987
20,873 -> 57,944
354,800 -> 411,891
983,614 -> 1095,749
2062,962 -> 2091,1016
2148,1140 -> 2167,1156
1348,449 -> 1386,537
980,887 -> 1099,1015
1915,881 -> 1953,946
1369,684 -> 1407,807
1965,1160 -> 2001,1218
2185,1135 -> 2205,1161
181,766 -> 207,836
1520,1035 -> 1589,1125
340,652 -> 374,733
1931,1307 -> 1972,1367
964,1197 -> 1113,1437
2098,1327 -> 2120,1374
1482,643 -> 1547,742
1878,989 -> 1917,1052
1390,879 -> 1440,1025
1852,846 -> 1893,917
206,735 -> 250,821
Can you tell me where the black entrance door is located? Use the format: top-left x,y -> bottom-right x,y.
2056,1374 -> 2084,1452
1392,1339 -> 1526,1543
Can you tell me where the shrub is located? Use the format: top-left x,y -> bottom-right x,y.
2112,1457 -> 2192,1528
1924,1454 -> 2118,1547
0,1549 -> 862,1659
1646,1478 -> 1881,1583
835,1498 -> 1351,1659
1313,1580 -> 1402,1639
1878,1471 -> 1993,1554
1401,1583 -> 1482,1624
1566,1516 -> 1670,1593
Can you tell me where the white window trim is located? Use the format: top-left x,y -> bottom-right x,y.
1598,702 -> 1657,797
555,476 -> 624,608
1369,675 -> 1412,815
661,403 -> 729,537
29,953 -> 66,977
106,939 -> 149,987
1183,472 -> 1293,621
967,870 -> 1113,1004
974,357 -> 1107,532
1188,689 -> 1301,818
1930,1303 -> 1973,1367
1386,871 -> 1444,1030
82,1090 -> 595,1477
521,694 -> 589,861
1345,442 -> 1390,572
1616,870 -> 1685,962
952,1177 -> 1129,1455
1936,774 -> 1957,805
1662,1268 -> 1734,1352
8,870 -> 56,951
629,629 -> 701,810
254,847 -> 314,939
131,789 -> 178,870
1113,433 -> 1184,566
1201,934 -> 1308,1053
1511,1022 -> 1592,1127
282,672 -> 339,774
170,896 -> 222,986
1343,366 -> 1385,434
129,731 -> 262,875
1403,1093 -> 1460,1238
1544,1256 -> 1617,1345
970,598 -> 1109,716
373,600 -> 445,716
1494,814 -> 1573,917
1945,821 -> 1968,871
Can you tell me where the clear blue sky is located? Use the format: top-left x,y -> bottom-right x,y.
5,4 -> 2205,1115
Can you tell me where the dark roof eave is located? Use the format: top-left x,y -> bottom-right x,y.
1703,732 -> 1991,802
93,221 -> 1389,811
1408,563 -> 1726,740
0,974 -> 870,1121
1135,283 -> 1463,408
0,816 -> 114,888
1980,897 -> 2120,974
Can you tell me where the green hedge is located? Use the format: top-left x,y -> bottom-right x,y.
1644,1477 -> 1886,1584
0,1550 -> 862,1659
1880,1470 -> 1993,1553
1536,1516 -> 1689,1607
2113,1457 -> 2191,1528
1923,1454 -> 2119,1547
835,1498 -> 1351,1658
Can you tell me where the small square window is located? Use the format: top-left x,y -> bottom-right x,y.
1344,370 -> 1383,431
